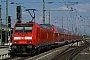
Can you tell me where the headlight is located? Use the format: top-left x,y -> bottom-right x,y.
25,37 -> 32,40
14,37 -> 20,40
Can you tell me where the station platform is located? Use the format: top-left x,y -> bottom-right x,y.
0,48 -> 9,55
0,46 -> 10,59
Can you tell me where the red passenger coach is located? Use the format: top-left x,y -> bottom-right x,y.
11,21 -> 54,55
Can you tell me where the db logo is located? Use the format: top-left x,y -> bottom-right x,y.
20,37 -> 25,39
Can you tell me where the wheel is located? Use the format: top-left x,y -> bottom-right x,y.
9,51 -> 15,58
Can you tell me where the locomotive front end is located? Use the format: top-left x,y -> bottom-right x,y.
11,22 -> 36,54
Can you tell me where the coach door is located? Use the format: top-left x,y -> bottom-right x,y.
55,33 -> 60,42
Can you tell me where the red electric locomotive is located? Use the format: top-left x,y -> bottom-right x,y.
11,21 -> 54,56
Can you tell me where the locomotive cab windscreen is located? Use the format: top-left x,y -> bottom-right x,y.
15,24 -> 33,33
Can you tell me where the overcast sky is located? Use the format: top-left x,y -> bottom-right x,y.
0,0 -> 90,35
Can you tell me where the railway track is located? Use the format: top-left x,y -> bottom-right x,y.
51,40 -> 90,60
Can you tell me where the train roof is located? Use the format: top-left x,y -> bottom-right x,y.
54,26 -> 64,33
39,24 -> 52,30
39,24 -> 58,32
